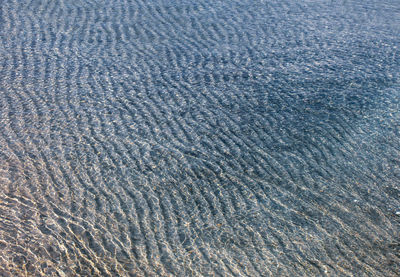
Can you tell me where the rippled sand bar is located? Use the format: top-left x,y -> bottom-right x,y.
1,0 -> 400,276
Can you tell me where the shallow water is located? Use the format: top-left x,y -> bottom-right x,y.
1,0 -> 400,276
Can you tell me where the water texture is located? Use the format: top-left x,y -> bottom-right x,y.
1,0 -> 400,276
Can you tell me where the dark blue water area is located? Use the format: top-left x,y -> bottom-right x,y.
0,0 -> 400,276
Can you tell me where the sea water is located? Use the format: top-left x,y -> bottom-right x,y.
0,0 -> 399,276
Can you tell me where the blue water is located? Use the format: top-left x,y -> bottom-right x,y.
0,0 -> 399,276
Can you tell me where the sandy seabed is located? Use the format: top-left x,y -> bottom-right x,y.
0,0 -> 400,276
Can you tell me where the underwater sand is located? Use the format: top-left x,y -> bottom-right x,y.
0,0 -> 400,276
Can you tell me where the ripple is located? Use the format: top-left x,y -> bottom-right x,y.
1,0 -> 400,276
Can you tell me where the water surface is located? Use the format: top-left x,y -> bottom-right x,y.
1,0 -> 400,276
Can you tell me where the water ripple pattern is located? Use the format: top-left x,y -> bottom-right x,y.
1,0 -> 400,276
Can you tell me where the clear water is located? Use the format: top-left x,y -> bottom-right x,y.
0,0 -> 399,276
